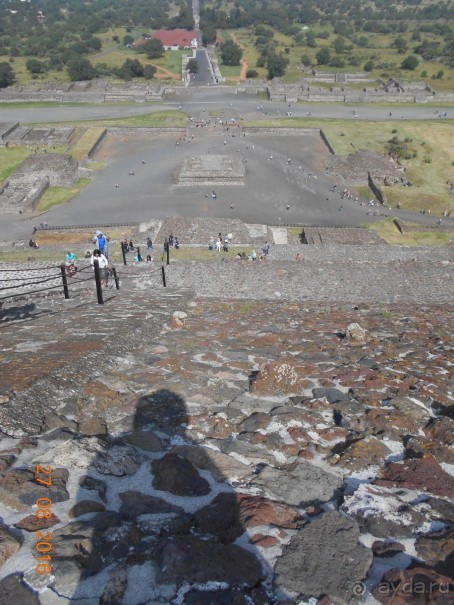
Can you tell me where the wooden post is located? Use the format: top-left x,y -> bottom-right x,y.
161,265 -> 167,287
111,266 -> 120,290
93,259 -> 104,305
60,264 -> 69,300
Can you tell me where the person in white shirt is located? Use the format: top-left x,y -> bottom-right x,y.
91,249 -> 109,286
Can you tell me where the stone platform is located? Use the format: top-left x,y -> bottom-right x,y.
178,154 -> 245,185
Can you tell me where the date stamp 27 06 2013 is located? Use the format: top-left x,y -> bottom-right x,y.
34,465 -> 54,575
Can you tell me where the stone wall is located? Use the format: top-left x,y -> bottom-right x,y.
87,129 -> 108,159
106,126 -> 187,137
1,78 -> 453,104
242,127 -> 320,136
368,172 -> 387,206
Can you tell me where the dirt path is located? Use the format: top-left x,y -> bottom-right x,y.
231,33 -> 248,80
151,64 -> 179,79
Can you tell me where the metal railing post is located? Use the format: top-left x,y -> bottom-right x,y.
161,265 -> 167,287
111,266 -> 120,290
60,264 -> 70,299
165,237 -> 170,265
93,259 -> 104,305
121,242 -> 127,266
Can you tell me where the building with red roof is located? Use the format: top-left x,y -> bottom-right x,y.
150,29 -> 197,50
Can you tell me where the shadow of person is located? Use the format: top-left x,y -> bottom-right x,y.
0,302 -> 49,325
48,388 -> 278,605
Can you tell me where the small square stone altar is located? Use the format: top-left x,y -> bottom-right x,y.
178,155 -> 245,185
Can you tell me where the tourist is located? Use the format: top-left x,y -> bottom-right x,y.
295,252 -> 302,261
147,237 -> 153,251
134,252 -> 144,263
263,241 -> 270,256
216,237 -> 222,252
129,239 -> 134,251
91,249 -> 109,286
169,234 -> 174,247
251,249 -> 257,261
175,237 -> 180,250
29,238 -> 39,249
223,235 -> 229,252
211,191 -> 217,199
65,251 -> 77,275
97,233 -> 106,256
146,255 -> 152,262
103,237 -> 110,259
209,236 -> 214,251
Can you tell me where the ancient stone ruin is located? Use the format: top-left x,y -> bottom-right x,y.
178,154 -> 245,185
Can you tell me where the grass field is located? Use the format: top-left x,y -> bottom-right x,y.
368,219 -> 454,245
33,110 -> 187,128
69,128 -> 106,161
37,177 -> 91,212
0,147 -> 31,184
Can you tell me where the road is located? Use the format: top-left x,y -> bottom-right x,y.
0,92 -> 452,124
189,49 -> 214,86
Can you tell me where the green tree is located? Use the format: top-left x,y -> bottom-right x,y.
364,60 -> 375,72
401,55 -> 419,70
393,36 -> 408,53
306,31 -> 317,47
333,37 -> 347,54
123,35 -> 134,46
267,54 -> 289,79
143,64 -> 157,79
67,56 -> 96,81
330,56 -> 345,68
187,58 -> 198,73
316,47 -> 331,65
137,39 -> 164,59
0,62 -> 15,88
121,58 -> 144,77
202,26 -> 217,46
220,39 -> 242,66
246,69 -> 258,78
26,58 -> 47,74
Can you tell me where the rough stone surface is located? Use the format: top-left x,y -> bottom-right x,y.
193,492 -> 302,543
250,462 -> 344,506
156,535 -> 262,586
119,490 -> 184,520
0,524 -> 22,567
250,360 -> 314,395
415,527 -> 454,579
0,468 -> 69,511
274,512 -> 373,603
0,574 -> 41,605
374,455 -> 454,498
373,567 -> 453,605
0,256 -> 453,605
152,453 -> 211,496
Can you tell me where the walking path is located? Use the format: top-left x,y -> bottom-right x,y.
230,33 -> 249,80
